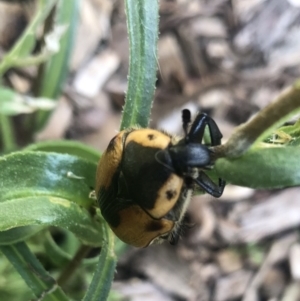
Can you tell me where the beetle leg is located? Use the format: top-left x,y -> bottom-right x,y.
168,218 -> 193,245
188,112 -> 223,146
193,171 -> 225,198
182,109 -> 191,139
169,230 -> 181,245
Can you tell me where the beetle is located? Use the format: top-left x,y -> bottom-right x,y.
95,109 -> 225,247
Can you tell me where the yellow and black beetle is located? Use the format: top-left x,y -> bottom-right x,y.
95,109 -> 225,247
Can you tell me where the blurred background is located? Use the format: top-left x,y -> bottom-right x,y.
1,0 -> 300,300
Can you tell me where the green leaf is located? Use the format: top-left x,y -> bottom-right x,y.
0,0 -> 57,76
0,255 -> 34,301
0,197 -> 101,247
0,151 -> 95,206
0,226 -> 43,245
120,0 -> 159,130
274,119 -> 300,146
43,231 -> 98,267
14,0 -> 57,59
0,152 -> 102,246
215,145 -> 300,188
0,87 -> 56,116
38,0 -> 79,99
0,242 -> 68,301
25,140 -> 101,164
36,0 -> 80,129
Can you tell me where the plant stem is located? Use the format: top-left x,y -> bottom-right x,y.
57,245 -> 92,286
0,114 -> 17,152
120,0 -> 159,130
217,83 -> 300,158
83,219 -> 117,301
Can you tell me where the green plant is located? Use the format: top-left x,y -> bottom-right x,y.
0,1 -> 300,301
215,84 -> 300,187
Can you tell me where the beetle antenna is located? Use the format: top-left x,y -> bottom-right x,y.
182,109 -> 191,142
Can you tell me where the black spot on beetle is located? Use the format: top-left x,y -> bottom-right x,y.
166,189 -> 177,200
146,221 -> 164,232
148,134 -> 155,140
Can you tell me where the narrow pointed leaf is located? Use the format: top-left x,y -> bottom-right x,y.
215,146 -> 300,188
0,152 -> 102,246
